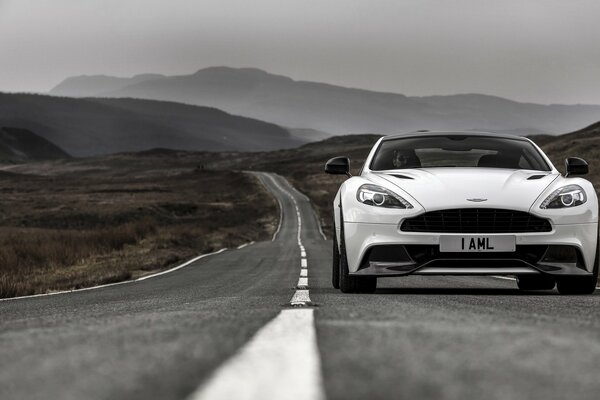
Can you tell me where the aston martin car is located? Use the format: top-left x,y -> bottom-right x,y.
325,131 -> 598,294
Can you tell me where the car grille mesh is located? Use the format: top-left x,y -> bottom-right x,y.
400,208 -> 552,233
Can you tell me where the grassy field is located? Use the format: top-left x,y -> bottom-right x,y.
238,135 -> 382,237
0,157 -> 277,298
242,125 -> 600,240
2,124 -> 598,297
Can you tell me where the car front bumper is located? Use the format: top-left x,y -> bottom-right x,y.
343,221 -> 598,277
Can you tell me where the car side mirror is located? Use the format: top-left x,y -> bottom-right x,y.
565,157 -> 588,177
325,156 -> 351,177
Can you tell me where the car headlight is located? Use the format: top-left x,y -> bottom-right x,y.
540,185 -> 587,209
356,184 -> 413,209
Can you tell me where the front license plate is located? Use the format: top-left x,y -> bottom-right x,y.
439,235 -> 515,252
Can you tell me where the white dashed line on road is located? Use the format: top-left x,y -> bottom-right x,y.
290,289 -> 312,306
188,309 -> 324,400
191,173 -> 325,400
297,277 -> 308,288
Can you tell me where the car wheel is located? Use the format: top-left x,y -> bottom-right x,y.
338,224 -> 356,293
355,275 -> 377,293
516,275 -> 555,291
557,237 -> 599,295
332,229 -> 340,289
556,276 -> 597,295
338,211 -> 377,294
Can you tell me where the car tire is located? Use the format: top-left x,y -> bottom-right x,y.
338,209 -> 377,294
516,275 -> 555,291
338,223 -> 356,293
557,237 -> 599,295
556,276 -> 597,295
355,275 -> 377,293
332,229 -> 340,289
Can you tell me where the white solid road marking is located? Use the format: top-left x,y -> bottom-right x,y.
0,248 -> 228,302
271,195 -> 283,242
251,172 -> 283,243
192,173 -> 324,400
314,214 -> 327,241
301,250 -> 307,257
491,276 -> 517,281
188,309 -> 324,400
137,249 -> 228,281
236,241 -> 254,250
256,172 -> 284,242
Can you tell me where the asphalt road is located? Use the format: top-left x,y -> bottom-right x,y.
1,172 -> 600,400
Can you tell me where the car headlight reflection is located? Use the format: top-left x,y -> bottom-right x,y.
540,185 -> 587,209
357,184 -> 413,209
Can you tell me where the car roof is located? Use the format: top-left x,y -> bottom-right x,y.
381,130 -> 530,142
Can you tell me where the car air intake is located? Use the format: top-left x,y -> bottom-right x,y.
400,208 -> 552,233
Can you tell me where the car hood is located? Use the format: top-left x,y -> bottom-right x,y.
370,168 -> 559,212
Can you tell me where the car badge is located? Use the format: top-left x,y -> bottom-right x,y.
467,198 -> 488,202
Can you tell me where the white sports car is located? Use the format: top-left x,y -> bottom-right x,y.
326,131 -> 598,295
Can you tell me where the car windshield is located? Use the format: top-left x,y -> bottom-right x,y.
370,135 -> 551,171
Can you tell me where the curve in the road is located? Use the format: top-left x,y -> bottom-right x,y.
0,172 -> 327,400
0,171 -> 311,303
189,173 -> 325,400
3,171 -> 600,400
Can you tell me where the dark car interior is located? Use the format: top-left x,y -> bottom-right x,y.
370,135 -> 551,171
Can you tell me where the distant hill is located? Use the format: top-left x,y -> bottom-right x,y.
0,127 -> 70,162
236,123 -> 600,236
50,74 -> 166,97
0,93 -> 302,156
287,128 -> 331,142
50,66 -> 600,135
529,121 -> 600,183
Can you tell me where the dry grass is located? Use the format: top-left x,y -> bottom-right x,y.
0,162 -> 277,298
3,129 -> 598,298
233,131 -> 600,242
240,135 -> 381,237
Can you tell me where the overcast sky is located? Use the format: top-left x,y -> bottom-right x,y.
1,0 -> 599,104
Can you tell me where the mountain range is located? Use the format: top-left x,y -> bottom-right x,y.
0,127 -> 70,162
0,93 -> 302,157
51,66 -> 600,135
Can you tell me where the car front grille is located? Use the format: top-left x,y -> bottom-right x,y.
400,208 -> 552,233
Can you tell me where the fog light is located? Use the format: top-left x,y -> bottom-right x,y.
359,245 -> 414,271
542,246 -> 577,263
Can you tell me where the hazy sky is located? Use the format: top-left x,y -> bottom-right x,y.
1,0 -> 600,104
